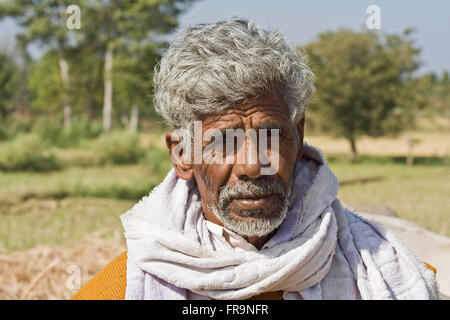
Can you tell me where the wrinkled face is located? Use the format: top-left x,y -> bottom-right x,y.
167,90 -> 305,242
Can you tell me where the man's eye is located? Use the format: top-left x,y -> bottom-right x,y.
266,128 -> 281,137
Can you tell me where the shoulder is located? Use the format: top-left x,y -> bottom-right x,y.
71,251 -> 128,300
339,206 -> 437,275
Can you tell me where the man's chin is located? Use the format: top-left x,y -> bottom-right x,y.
217,208 -> 288,238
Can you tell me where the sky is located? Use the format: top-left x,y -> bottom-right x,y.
0,0 -> 449,74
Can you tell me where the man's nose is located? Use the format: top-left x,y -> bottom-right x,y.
232,134 -> 261,180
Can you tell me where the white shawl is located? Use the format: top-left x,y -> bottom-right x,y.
121,144 -> 438,300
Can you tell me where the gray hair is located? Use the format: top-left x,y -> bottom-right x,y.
153,18 -> 315,152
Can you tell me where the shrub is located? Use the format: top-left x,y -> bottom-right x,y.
33,117 -> 103,148
0,134 -> 61,171
22,182 -> 153,201
89,131 -> 143,165
144,145 -> 172,175
0,117 -> 34,141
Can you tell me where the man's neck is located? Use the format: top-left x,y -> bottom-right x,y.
244,229 -> 277,250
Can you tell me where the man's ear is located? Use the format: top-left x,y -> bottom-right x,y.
295,116 -> 305,162
165,131 -> 194,180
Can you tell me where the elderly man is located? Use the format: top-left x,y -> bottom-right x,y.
72,19 -> 438,300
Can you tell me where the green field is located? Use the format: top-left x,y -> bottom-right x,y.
330,158 -> 450,237
0,134 -> 449,253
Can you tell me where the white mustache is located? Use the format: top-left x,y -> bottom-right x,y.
218,179 -> 286,209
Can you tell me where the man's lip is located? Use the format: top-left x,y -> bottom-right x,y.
231,194 -> 279,211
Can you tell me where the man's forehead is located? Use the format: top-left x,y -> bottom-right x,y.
198,91 -> 291,128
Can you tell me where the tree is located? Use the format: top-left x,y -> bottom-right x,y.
28,46 -> 106,124
302,29 -> 422,161
1,0 -> 196,132
0,53 -> 20,121
113,42 -> 163,132
79,0 -> 195,132
28,51 -> 63,115
0,0 -> 82,130
428,71 -> 450,118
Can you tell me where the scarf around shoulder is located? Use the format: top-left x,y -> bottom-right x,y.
120,144 -> 438,300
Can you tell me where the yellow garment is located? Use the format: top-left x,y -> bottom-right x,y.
423,262 -> 437,274
71,251 -> 436,300
71,252 -> 127,300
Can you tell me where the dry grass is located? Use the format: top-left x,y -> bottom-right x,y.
0,197 -> 133,253
0,228 -> 125,300
305,130 -> 450,157
331,162 -> 450,237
